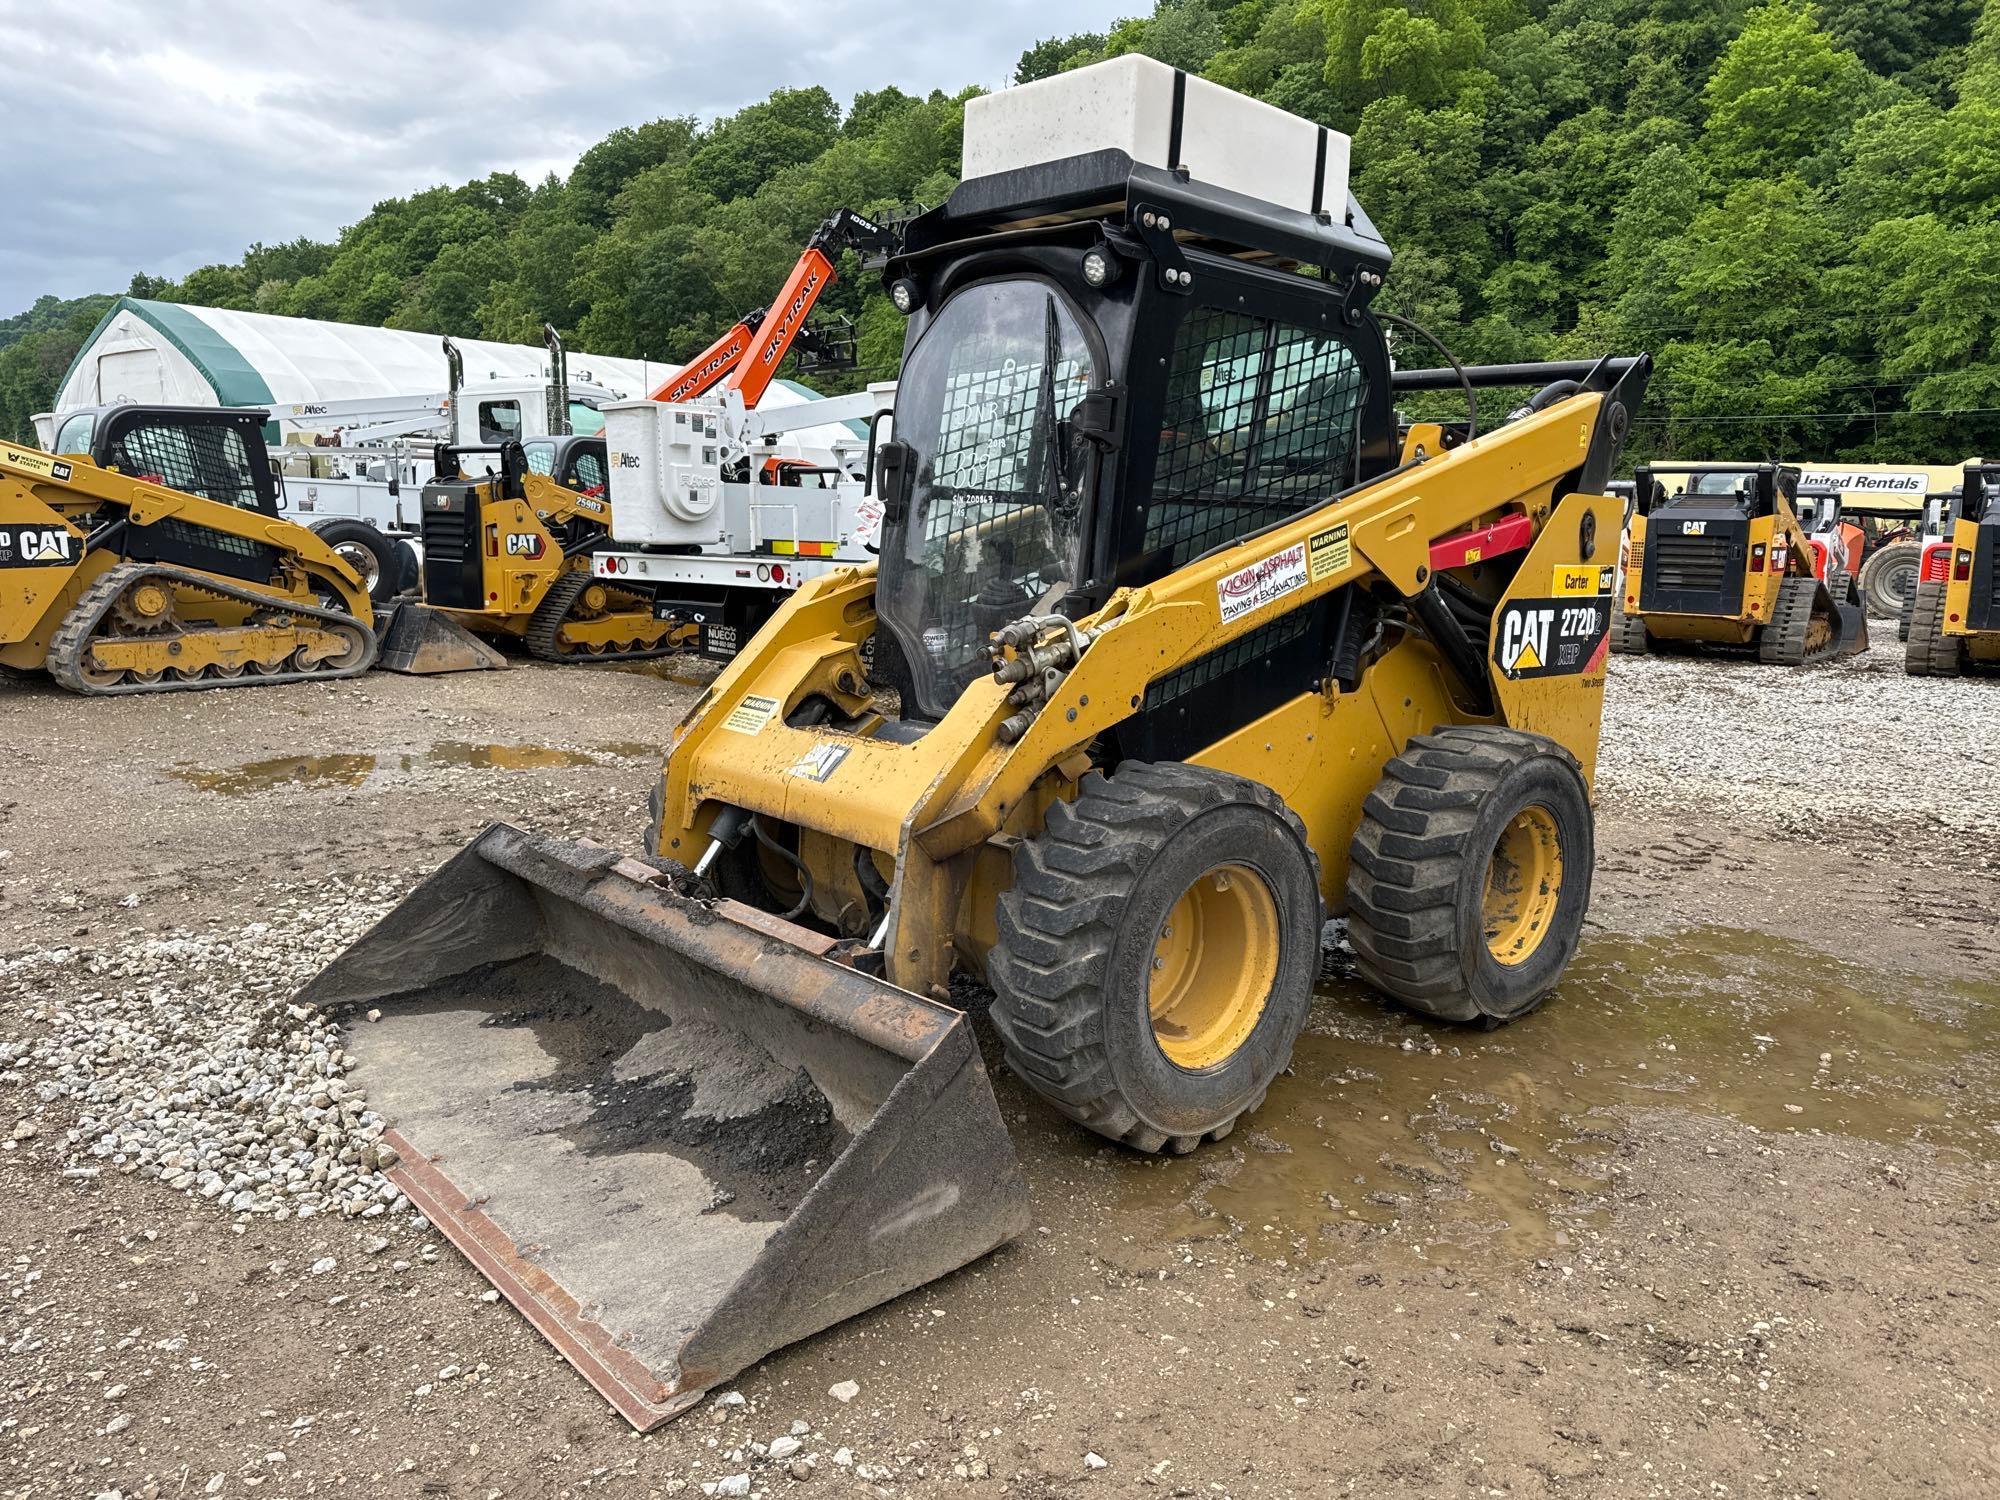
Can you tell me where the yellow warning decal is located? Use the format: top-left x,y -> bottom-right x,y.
1551,564 -> 1614,597
1307,522 -> 1351,582
721,693 -> 781,736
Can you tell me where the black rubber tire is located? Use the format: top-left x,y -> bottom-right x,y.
388,539 -> 422,599
1609,602 -> 1648,655
1345,726 -> 1592,1026
1860,540 -> 1921,620
988,762 -> 1322,1154
1897,586 -> 1917,644
1904,579 -> 1962,677
309,519 -> 398,605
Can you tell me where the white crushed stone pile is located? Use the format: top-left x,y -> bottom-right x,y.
0,891 -> 413,1222
1599,647 -> 2000,866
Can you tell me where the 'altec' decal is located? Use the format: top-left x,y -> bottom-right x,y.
1217,542 -> 1308,624
0,524 -> 77,567
1494,597 -> 1611,679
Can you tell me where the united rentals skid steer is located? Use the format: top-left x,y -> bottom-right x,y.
1,407 -> 387,693
304,57 -> 1649,1427
1906,462 -> 2000,676
1611,462 -> 1868,665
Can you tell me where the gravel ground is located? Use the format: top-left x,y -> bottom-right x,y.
2,641 -> 1997,1499
1598,645 -> 2000,870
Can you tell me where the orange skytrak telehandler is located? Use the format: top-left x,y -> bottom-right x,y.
304,57 -> 1650,1429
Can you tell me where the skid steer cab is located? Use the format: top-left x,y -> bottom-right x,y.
1612,462 -> 1867,665
1906,462 -> 2000,676
397,436 -> 690,666
309,53 -> 1650,1426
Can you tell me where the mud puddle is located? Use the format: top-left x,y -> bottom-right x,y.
169,754 -> 378,795
172,742 -> 615,793
1112,926 -> 2000,1263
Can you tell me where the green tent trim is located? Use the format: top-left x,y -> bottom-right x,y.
56,298 -> 279,416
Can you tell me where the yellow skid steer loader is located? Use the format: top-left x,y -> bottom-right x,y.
305,57 -> 1649,1427
388,437 -> 692,667
1,408 -> 383,693
1906,462 -> 2000,675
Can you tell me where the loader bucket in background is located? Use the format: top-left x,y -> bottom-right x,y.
299,825 -> 1029,1429
372,602 -> 509,674
1830,579 -> 1870,657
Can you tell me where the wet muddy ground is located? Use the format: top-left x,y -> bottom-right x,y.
2,642 -> 1997,1499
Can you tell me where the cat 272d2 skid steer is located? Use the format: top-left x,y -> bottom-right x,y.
303,57 -> 1649,1429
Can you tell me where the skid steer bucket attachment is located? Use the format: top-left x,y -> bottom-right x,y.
1830,580 -> 1870,656
373,602 -> 509,674
300,825 -> 1029,1429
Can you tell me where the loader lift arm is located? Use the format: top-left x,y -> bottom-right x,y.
648,208 -> 899,406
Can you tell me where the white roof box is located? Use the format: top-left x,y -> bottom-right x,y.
962,55 -> 1348,220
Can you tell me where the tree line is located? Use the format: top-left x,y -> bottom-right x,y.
4,0 -> 1996,464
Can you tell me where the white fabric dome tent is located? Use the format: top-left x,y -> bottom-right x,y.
48,297 -> 864,445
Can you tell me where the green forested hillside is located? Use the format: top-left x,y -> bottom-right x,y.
4,0 -> 1997,462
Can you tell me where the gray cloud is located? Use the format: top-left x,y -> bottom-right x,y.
0,0 -> 1131,311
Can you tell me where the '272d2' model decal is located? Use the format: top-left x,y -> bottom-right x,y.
1493,597 -> 1611,680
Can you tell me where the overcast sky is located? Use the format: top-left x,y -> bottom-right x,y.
0,0 -> 1133,314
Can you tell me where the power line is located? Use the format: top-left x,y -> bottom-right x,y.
1632,406 -> 2000,425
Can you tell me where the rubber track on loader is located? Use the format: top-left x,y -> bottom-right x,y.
47,561 -> 376,696
1608,603 -> 1648,655
1759,574 -> 1842,667
1904,579 -> 1963,677
524,571 -> 683,663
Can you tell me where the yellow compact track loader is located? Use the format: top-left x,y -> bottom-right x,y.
1611,462 -> 1868,665
1906,462 -> 2000,676
399,437 -> 690,664
0,407 -> 383,693
305,57 -> 1649,1428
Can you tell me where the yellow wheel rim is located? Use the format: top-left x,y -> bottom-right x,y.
1483,806 -> 1563,966
1148,863 -> 1279,1070
131,583 -> 170,619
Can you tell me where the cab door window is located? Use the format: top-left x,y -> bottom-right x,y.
478,400 -> 522,444
567,448 -> 607,494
